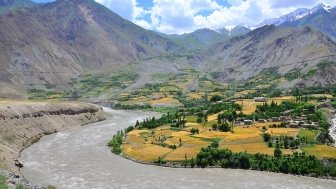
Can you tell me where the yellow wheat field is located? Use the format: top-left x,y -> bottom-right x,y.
266,128 -> 299,137
302,145 -> 336,158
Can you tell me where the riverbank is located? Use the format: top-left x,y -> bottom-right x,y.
19,109 -> 336,189
116,147 -> 336,180
0,100 -> 107,175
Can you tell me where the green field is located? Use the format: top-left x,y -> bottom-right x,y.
298,129 -> 319,144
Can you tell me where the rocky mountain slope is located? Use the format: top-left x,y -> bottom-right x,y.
0,0 -> 336,98
189,25 -> 336,87
0,101 -> 106,173
0,0 -> 36,14
0,0 -> 184,97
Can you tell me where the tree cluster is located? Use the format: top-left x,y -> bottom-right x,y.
190,141 -> 336,178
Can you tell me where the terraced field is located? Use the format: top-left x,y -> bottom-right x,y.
120,94 -> 336,162
123,118 -> 304,161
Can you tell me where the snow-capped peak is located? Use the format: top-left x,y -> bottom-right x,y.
255,8 -> 310,27
256,2 -> 335,28
224,25 -> 236,31
311,3 -> 333,13
216,25 -> 251,36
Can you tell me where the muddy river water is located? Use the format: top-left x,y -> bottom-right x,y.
20,109 -> 336,189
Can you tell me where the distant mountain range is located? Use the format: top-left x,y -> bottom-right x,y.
163,3 -> 336,49
256,3 -> 336,40
188,25 -> 336,87
160,25 -> 251,50
0,0 -> 335,98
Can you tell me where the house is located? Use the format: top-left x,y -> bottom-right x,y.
244,120 -> 253,125
280,116 -> 291,122
230,100 -> 237,103
281,110 -> 292,116
272,117 -> 281,122
302,123 -> 317,128
289,122 -> 300,128
254,97 -> 267,102
258,119 -> 267,123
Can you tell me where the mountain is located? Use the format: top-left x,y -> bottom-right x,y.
256,8 -> 310,27
257,3 -> 336,40
162,28 -> 225,49
0,0 -> 36,14
163,26 -> 251,50
0,0 -> 184,97
189,25 -> 336,87
217,25 -> 251,37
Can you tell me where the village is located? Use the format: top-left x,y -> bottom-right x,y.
111,95 -> 336,164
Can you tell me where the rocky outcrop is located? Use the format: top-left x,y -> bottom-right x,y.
0,101 -> 106,173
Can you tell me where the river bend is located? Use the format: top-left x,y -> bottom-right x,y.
20,109 -> 336,189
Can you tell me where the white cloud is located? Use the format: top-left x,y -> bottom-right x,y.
148,0 -> 336,34
134,19 -> 152,29
95,0 -> 144,20
149,0 -> 221,34
95,0 -> 336,34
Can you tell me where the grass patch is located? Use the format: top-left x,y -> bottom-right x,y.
302,145 -> 336,158
298,129 -> 319,143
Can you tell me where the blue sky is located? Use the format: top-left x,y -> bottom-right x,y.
32,0 -> 336,34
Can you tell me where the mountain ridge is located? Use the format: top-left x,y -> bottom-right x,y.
188,25 -> 336,87
0,0 -> 36,14
0,0 -> 336,99
161,25 -> 251,50
0,0 -> 185,97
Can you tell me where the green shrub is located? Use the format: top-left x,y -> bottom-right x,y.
0,175 -> 8,189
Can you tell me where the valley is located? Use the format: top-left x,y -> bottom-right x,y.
109,93 -> 336,177
18,109 -> 336,189
0,0 -> 336,188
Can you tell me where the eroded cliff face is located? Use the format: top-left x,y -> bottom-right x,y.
0,101 -> 106,173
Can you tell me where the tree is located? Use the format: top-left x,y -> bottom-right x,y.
183,154 -> 188,168
190,128 -> 199,135
238,153 -> 251,169
197,117 -> 203,124
218,122 -> 231,132
210,140 -> 219,148
201,114 -> 208,131
190,157 -> 196,168
262,133 -> 271,142
283,136 -> 289,149
294,88 -> 302,104
212,124 -> 218,131
274,147 -> 282,158
210,95 -> 222,102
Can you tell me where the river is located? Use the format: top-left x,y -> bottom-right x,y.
20,109 -> 336,189
330,116 -> 336,146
